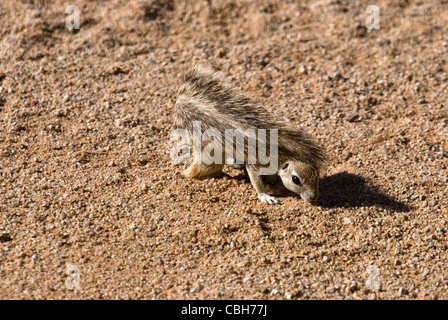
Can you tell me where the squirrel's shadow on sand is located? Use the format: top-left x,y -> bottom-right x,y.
316,172 -> 410,212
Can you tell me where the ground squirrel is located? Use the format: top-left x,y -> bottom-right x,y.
173,65 -> 327,205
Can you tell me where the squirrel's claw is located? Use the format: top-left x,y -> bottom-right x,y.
258,193 -> 280,205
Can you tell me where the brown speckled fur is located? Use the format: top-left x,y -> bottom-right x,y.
174,65 -> 328,204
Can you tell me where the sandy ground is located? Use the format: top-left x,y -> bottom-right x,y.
0,0 -> 447,299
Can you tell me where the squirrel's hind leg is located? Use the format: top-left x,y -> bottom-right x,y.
181,163 -> 224,179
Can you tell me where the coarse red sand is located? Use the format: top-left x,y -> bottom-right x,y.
0,0 -> 447,299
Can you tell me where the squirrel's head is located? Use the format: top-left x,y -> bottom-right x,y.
278,161 -> 322,203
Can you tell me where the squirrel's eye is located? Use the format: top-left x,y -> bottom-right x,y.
292,176 -> 301,185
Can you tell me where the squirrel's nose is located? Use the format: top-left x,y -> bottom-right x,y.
302,191 -> 319,203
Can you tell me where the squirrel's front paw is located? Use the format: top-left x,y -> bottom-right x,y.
258,193 -> 280,205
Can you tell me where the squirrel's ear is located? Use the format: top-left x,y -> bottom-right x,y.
281,162 -> 289,170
